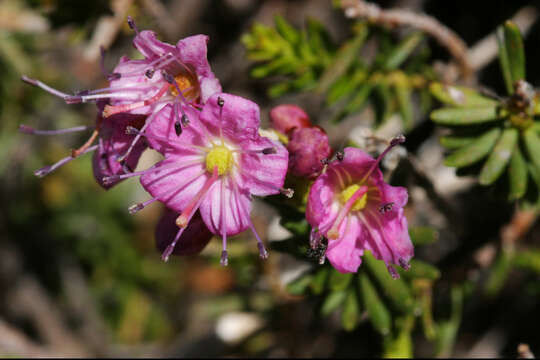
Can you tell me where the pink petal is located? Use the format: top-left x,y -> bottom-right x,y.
140,157 -> 207,213
133,30 -> 177,59
326,216 -> 364,273
198,177 -> 251,236
238,136 -> 289,197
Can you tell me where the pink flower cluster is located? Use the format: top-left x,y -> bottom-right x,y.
21,18 -> 412,274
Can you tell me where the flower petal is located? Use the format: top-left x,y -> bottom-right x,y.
133,30 -> 176,59
238,136 -> 289,196
140,156 -> 207,213
198,177 -> 251,236
326,216 -> 363,273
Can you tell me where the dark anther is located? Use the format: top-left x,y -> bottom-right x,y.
379,202 -> 394,214
306,237 -> 327,263
174,121 -> 182,136
321,158 -> 330,166
262,147 -> 276,155
391,134 -> 406,146
181,114 -> 189,126
127,16 -> 136,30
145,69 -> 155,79
107,73 -> 121,81
336,151 -> 344,161
76,90 -> 90,96
217,96 -> 225,107
162,71 -> 174,84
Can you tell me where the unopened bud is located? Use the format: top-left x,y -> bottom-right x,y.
269,104 -> 311,136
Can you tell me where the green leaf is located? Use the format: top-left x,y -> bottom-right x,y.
341,288 -> 360,331
401,260 -> 441,281
359,273 -> 392,336
440,135 -> 477,149
496,25 -> 514,94
321,290 -> 347,316
513,249 -> 540,274
328,269 -> 353,292
444,128 -> 501,168
335,83 -> 373,122
508,144 -> 528,200
409,226 -> 439,245
383,32 -> 423,71
317,24 -> 368,93
484,252 -> 513,296
364,253 -> 415,313
306,18 -> 332,62
524,128 -> 540,174
430,106 -> 502,125
479,128 -> 518,185
286,274 -> 313,295
429,83 -> 498,107
394,78 -> 414,131
435,287 -> 463,357
504,21 -> 526,84
326,69 -> 367,105
382,318 -> 414,358
274,15 -> 300,44
310,267 -> 329,295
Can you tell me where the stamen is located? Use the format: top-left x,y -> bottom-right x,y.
232,147 -> 276,155
399,258 -> 410,271
173,101 -> 184,136
72,129 -> 99,158
327,185 -> 368,240
336,151 -> 344,161
220,250 -> 229,266
359,134 -> 405,184
220,179 -> 229,265
128,197 -> 159,214
162,227 -> 185,262
387,265 -> 400,279
181,114 -> 189,126
104,159 -> 203,185
21,76 -> 70,99
117,111 -> 160,163
175,167 -> 219,228
127,16 -> 139,34
34,145 -> 98,177
379,202 -> 394,214
125,126 -> 208,153
19,124 -> 91,135
174,120 -> 182,136
262,147 -> 277,155
279,187 -> 294,198
102,83 -> 170,118
145,69 -> 155,79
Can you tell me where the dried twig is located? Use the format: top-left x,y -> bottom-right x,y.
340,0 -> 471,77
500,206 -> 538,252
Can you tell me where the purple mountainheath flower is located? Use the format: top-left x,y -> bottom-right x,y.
155,209 -> 213,256
305,136 -> 413,276
110,93 -> 290,264
287,126 -> 332,178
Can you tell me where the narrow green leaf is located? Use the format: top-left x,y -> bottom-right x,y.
496,25 -> 514,94
274,15 -> 300,44
364,253 -> 415,313
341,288 -> 360,331
401,260 -> 441,281
321,290 -> 347,316
440,135 -> 477,149
524,128 -> 540,174
444,128 -> 501,168
334,83 -> 373,122
504,21 -> 526,83
508,144 -> 528,200
286,274 -> 313,295
306,18 -> 332,62
310,267 -> 329,295
394,79 -> 414,131
484,252 -> 513,296
382,319 -> 414,358
317,24 -> 368,93
359,273 -> 392,336
429,83 -> 498,107
329,269 -> 353,292
430,106 -> 502,125
409,226 -> 439,245
479,128 -> 518,185
326,70 -> 367,105
513,249 -> 540,274
383,32 -> 423,70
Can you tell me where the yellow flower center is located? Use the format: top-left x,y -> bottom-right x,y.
339,184 -> 368,211
170,73 -> 198,100
205,145 -> 233,176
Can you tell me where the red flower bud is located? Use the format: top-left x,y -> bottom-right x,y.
269,104 -> 312,135
288,126 -> 332,178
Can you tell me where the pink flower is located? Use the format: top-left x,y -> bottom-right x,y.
108,93 -> 290,264
305,136 -> 413,276
269,104 -> 311,136
287,126 -> 332,178
155,209 -> 213,256
20,17 -> 221,186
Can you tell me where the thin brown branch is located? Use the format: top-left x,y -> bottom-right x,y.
340,0 -> 472,77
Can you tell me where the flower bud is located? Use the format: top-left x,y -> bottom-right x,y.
269,104 -> 312,136
287,126 -> 332,178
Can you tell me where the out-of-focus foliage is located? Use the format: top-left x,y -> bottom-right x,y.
430,21 -> 540,205
242,16 -> 436,129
